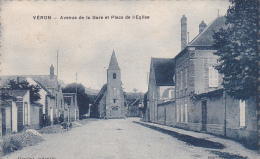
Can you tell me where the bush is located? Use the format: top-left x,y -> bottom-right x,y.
53,117 -> 59,125
2,136 -> 23,154
1,132 -> 44,156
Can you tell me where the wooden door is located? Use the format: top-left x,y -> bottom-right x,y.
39,108 -> 43,128
2,108 -> 6,136
202,101 -> 207,131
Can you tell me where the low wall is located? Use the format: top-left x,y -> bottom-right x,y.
206,124 -> 224,136
189,123 -> 202,132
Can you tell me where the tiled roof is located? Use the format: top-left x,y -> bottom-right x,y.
33,79 -> 55,97
1,89 -> 29,98
93,84 -> 107,105
130,98 -> 142,106
152,58 -> 175,86
0,75 -> 58,90
188,16 -> 226,46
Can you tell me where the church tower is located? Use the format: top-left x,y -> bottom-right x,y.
106,50 -> 125,118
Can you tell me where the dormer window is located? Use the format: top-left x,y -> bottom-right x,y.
113,73 -> 116,79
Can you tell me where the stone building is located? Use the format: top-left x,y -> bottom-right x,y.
175,15 -> 225,129
92,51 -> 125,118
147,58 -> 175,125
174,15 -> 258,149
0,65 -> 65,126
1,90 -> 31,134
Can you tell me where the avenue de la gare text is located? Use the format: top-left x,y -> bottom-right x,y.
33,15 -> 150,20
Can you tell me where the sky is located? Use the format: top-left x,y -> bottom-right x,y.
1,0 -> 231,92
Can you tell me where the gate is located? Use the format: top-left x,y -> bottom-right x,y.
202,100 -> 207,131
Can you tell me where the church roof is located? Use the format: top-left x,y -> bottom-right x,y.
93,84 -> 107,105
188,16 -> 226,46
108,50 -> 120,70
151,58 -> 175,86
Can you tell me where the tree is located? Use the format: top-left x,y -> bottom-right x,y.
213,0 -> 259,100
7,80 -> 41,103
62,83 -> 90,117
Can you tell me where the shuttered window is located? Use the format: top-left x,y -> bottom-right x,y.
24,102 -> 28,125
239,100 -> 246,127
209,67 -> 218,87
185,104 -> 188,123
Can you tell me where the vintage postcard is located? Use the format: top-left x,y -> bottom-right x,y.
0,0 -> 259,159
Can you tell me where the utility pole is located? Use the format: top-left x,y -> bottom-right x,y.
187,32 -> 190,44
57,50 -> 59,84
75,73 -> 78,121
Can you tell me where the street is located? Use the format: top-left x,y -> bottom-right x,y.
3,118 -> 257,159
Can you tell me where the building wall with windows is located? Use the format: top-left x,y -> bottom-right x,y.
148,58 -> 175,124
226,96 -> 258,149
193,90 -> 258,149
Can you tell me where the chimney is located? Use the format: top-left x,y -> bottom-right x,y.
199,21 -> 207,34
17,77 -> 19,84
181,15 -> 187,50
50,64 -> 54,79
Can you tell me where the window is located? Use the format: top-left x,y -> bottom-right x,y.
185,68 -> 188,88
180,71 -> 183,90
180,104 -> 183,122
56,94 -> 57,107
113,73 -> 116,79
239,100 -> 246,127
185,104 -> 188,123
113,99 -> 116,103
209,67 -> 219,87
169,90 -> 174,99
112,107 -> 118,111
61,99 -> 63,108
113,88 -> 117,95
176,105 -> 179,122
24,102 -> 28,125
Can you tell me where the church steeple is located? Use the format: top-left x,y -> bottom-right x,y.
108,50 -> 120,70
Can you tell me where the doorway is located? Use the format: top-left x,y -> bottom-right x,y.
202,100 -> 207,131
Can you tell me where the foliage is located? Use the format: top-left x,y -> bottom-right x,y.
7,79 -> 41,103
213,0 -> 259,100
90,104 -> 99,118
62,83 -> 90,117
2,132 -> 44,155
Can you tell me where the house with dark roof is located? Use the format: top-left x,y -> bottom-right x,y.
148,57 -> 175,125
90,51 -> 125,119
174,15 -> 257,149
0,65 -> 65,126
63,93 -> 79,122
174,15 -> 226,130
127,98 -> 143,117
1,89 -> 31,135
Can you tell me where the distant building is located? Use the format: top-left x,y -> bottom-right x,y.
0,65 -> 65,126
91,50 -> 125,118
63,93 -> 79,122
128,98 -> 142,117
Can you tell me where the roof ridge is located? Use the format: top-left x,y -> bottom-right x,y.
188,17 -> 218,46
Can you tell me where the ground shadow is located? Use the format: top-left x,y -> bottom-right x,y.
133,121 -> 224,149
